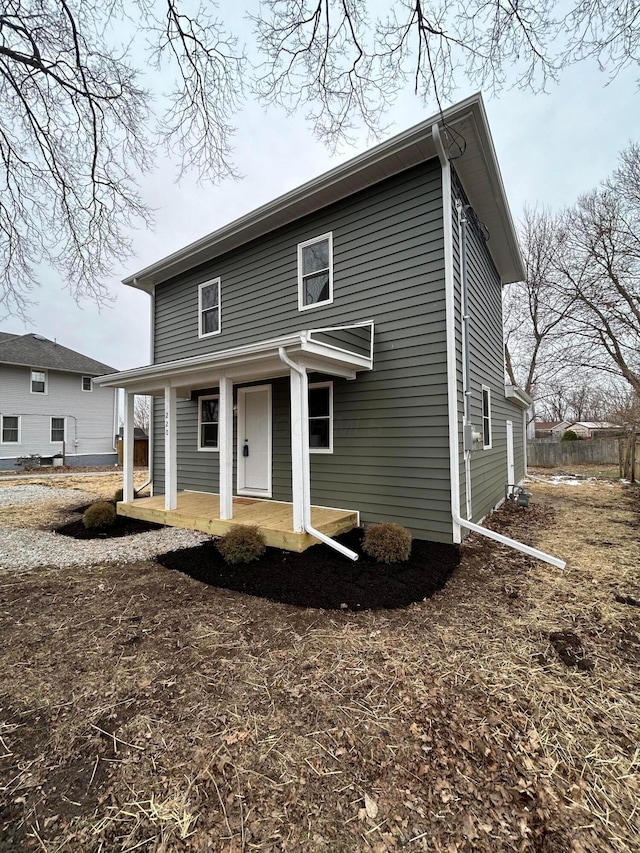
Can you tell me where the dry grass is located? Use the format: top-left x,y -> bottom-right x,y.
0,471 -> 638,851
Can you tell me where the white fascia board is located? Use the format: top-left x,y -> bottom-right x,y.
505,384 -> 533,408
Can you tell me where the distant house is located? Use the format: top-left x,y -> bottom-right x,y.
534,421 -> 564,438
0,332 -> 118,469
97,93 -> 533,557
561,421 -> 622,439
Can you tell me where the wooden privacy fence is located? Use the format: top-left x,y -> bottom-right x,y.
527,438 -> 620,468
619,434 -> 640,483
116,438 -> 149,467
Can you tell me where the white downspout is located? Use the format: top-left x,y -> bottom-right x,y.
279,347 -> 359,561
432,122 -> 566,570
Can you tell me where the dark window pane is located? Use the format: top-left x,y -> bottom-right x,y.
303,240 -> 329,275
82,377 -> 92,391
304,272 -> 330,305
309,418 -> 329,448
201,282 -> 219,309
3,417 -> 18,442
309,387 -> 329,418
202,307 -> 219,334
201,423 -> 218,448
201,398 -> 219,422
51,418 -> 64,441
483,417 -> 491,447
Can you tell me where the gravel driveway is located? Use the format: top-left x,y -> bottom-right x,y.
0,485 -> 208,570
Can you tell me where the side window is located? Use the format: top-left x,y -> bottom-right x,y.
51,417 -> 65,443
482,386 -> 492,449
31,369 -> 47,394
198,395 -> 219,450
308,382 -> 333,453
198,278 -> 221,338
1,415 -> 19,443
82,376 -> 92,391
298,233 -> 333,310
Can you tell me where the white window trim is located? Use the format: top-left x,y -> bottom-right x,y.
81,376 -> 93,392
298,232 -> 333,312
482,385 -> 492,450
30,368 -> 48,395
50,416 -> 66,444
198,278 -> 221,338
309,381 -> 333,454
1,415 -> 21,444
198,394 -> 220,452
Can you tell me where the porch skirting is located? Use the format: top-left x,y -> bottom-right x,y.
117,492 -> 359,553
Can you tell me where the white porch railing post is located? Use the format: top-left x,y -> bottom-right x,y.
219,376 -> 233,520
123,391 -> 135,503
289,368 -> 305,533
164,384 -> 177,511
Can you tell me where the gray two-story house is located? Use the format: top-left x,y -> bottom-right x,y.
0,333 -> 118,469
98,94 -> 539,562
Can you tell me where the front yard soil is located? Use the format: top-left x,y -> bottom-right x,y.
1,470 -> 638,852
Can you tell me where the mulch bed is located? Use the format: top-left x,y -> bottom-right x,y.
55,515 -> 164,539
156,527 -> 460,610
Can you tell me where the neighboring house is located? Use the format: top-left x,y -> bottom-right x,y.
0,332 -> 118,470
97,93 -> 532,550
559,421 -> 622,439
534,421 -> 563,438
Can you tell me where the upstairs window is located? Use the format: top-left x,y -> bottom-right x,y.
199,278 -> 221,338
51,417 -> 65,443
198,395 -> 219,450
82,376 -> 92,391
482,386 -> 492,449
31,369 -> 47,394
298,233 -> 333,310
1,415 -> 19,443
308,382 -> 333,453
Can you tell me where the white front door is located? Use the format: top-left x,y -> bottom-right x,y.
506,420 -> 515,486
237,385 -> 272,497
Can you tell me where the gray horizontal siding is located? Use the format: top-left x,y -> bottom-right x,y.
153,161 -> 455,542
310,325 -> 372,357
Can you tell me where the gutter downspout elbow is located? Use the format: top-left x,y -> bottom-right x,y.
279,346 -> 358,562
453,510 -> 566,569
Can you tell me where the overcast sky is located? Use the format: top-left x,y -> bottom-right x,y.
2,57 -> 639,372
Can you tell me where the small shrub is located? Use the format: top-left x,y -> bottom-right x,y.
114,487 -> 137,503
217,525 -> 266,564
83,500 -> 117,529
15,455 -> 42,471
362,522 -> 412,563
561,429 -> 580,441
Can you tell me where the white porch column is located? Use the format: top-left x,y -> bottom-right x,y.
218,376 -> 233,520
164,384 -> 177,511
289,368 -> 305,533
123,391 -> 135,503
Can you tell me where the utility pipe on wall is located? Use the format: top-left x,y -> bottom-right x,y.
432,121 -> 566,570
279,347 -> 359,561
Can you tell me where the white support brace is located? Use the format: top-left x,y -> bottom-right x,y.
164,384 -> 177,511
123,391 -> 135,503
219,376 -> 234,520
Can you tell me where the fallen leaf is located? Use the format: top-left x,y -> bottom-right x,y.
364,792 -> 379,819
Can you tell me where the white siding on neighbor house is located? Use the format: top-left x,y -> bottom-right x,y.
0,364 -> 117,461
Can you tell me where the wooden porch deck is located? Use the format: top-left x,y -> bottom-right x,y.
117,492 -> 359,552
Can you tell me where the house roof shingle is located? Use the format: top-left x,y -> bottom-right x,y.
0,333 -> 116,375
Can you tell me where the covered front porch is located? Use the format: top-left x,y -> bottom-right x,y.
118,491 -> 359,552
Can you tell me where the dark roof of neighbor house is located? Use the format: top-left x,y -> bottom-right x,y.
124,93 -> 525,294
535,421 -> 561,431
0,333 -> 116,375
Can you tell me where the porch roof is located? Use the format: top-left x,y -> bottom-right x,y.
95,321 -> 374,396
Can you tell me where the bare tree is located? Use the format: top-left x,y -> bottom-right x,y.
2,0 -> 640,319
0,0 -> 244,319
134,396 -> 151,433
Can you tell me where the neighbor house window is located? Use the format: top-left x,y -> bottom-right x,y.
198,395 -> 219,450
482,385 -> 492,449
1,416 -> 19,443
82,376 -> 92,391
51,417 -> 65,443
31,369 -> 47,393
198,278 -> 221,337
298,233 -> 333,310
308,382 -> 333,453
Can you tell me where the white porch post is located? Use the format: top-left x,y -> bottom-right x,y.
289,368 -> 305,533
218,376 -> 233,520
164,384 -> 177,511
123,391 -> 135,503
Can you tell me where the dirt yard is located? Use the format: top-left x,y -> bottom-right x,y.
0,469 -> 638,852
